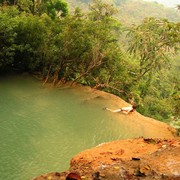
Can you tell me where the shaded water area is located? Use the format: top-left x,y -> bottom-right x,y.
0,74 -> 142,180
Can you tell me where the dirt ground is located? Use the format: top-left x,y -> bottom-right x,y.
34,86 -> 180,180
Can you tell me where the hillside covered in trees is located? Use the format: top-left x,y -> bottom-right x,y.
0,0 -> 179,132
67,0 -> 180,24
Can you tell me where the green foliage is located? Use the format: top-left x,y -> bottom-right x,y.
17,0 -> 33,13
0,6 -> 19,69
128,17 -> 179,78
137,71 -> 176,121
139,96 -> 173,121
89,0 -> 118,20
39,0 -> 124,87
41,0 -> 69,18
14,13 -> 51,71
126,18 -> 179,121
0,0 -> 179,128
0,0 -> 69,17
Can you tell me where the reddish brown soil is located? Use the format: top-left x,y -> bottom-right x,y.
34,137 -> 180,180
69,137 -> 180,179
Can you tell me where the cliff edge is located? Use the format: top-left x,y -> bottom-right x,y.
34,137 -> 180,180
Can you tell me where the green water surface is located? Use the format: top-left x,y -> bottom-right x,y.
0,75 -> 139,180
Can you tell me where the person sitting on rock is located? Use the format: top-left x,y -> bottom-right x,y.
105,104 -> 137,114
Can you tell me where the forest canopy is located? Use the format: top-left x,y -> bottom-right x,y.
0,0 -> 179,131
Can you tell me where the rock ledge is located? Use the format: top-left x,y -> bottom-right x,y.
34,137 -> 180,180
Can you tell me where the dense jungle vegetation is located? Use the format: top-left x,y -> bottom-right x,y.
0,0 -> 179,131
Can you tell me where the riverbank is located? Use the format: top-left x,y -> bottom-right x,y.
33,85 -> 179,180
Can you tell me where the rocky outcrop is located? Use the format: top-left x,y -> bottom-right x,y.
34,137 -> 180,180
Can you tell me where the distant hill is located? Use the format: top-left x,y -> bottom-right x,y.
144,0 -> 180,8
66,0 -> 180,25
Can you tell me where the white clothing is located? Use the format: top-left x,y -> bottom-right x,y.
106,105 -> 134,114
